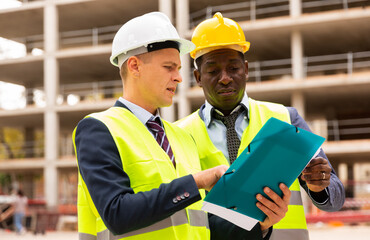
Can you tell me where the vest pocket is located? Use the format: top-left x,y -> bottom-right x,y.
125,160 -> 167,192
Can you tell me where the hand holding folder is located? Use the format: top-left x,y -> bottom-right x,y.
202,117 -> 325,230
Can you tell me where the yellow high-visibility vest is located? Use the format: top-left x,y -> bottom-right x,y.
73,107 -> 209,240
176,98 -> 309,240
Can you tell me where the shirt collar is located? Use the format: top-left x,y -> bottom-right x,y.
118,97 -> 161,126
203,93 -> 250,127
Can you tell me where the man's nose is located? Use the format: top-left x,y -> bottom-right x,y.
218,70 -> 232,85
173,70 -> 182,83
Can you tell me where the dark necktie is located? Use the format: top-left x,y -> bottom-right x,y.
146,117 -> 176,168
214,108 -> 243,164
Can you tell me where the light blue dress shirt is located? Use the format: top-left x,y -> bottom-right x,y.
201,93 -> 250,164
118,97 -> 162,137
201,94 -> 330,205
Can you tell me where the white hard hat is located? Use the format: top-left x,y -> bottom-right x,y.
110,12 -> 195,68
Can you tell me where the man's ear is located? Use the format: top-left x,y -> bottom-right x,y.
127,56 -> 140,77
194,69 -> 202,87
244,60 -> 249,80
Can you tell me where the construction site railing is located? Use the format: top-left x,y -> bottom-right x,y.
0,139 -> 44,159
1,0 -> 369,55
59,79 -> 122,104
0,136 -> 75,159
0,48 -> 369,110
190,50 -> 370,86
0,79 -> 122,110
190,0 -> 370,26
327,117 -> 370,141
1,116 -> 370,161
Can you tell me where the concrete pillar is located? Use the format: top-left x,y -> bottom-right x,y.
290,0 -> 302,17
159,0 -> 176,121
310,117 -> 328,138
291,29 -> 305,118
291,30 -> 304,80
43,0 -> 59,208
291,92 -> 305,119
159,0 -> 172,22
160,105 -> 176,122
176,0 -> 191,119
338,163 -> 348,184
353,163 -> 360,198
177,55 -> 191,120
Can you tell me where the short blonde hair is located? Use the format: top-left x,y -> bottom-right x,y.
119,53 -> 153,80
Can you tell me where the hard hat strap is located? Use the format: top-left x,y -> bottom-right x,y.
118,41 -> 180,68
147,41 -> 179,53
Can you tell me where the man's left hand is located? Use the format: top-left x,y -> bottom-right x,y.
301,157 -> 331,192
257,183 -> 291,231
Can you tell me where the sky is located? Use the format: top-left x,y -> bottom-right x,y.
0,1 -> 25,110
0,0 -> 21,10
0,1 -> 48,110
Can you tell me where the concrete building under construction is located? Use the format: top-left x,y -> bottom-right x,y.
0,0 -> 370,224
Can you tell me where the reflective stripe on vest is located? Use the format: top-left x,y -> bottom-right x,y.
176,98 -> 308,239
79,210 -> 208,240
73,107 -> 209,240
270,229 -> 309,240
290,190 -> 303,206
80,233 -> 97,240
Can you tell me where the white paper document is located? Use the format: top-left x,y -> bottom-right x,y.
202,201 -> 259,231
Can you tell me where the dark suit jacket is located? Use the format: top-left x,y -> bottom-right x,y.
287,107 -> 345,211
75,101 -> 265,239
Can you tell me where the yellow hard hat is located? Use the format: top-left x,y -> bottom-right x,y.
190,12 -> 250,59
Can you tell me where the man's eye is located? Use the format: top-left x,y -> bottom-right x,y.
207,69 -> 217,74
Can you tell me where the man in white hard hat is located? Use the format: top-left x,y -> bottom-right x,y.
73,12 -> 290,240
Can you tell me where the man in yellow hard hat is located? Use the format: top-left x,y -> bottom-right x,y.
73,12 -> 290,240
177,12 -> 345,240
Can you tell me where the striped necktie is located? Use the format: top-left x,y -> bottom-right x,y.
146,117 -> 176,168
213,107 -> 243,164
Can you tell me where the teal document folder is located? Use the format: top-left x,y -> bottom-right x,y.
202,117 -> 325,230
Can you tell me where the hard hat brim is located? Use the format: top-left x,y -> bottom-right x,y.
110,38 -> 195,67
190,41 -> 250,59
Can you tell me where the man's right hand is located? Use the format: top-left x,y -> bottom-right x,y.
192,165 -> 228,191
